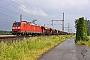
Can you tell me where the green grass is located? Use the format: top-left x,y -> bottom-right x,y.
0,35 -> 72,60
76,36 -> 90,47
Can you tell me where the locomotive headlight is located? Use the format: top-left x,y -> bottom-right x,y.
18,27 -> 20,29
12,27 -> 15,29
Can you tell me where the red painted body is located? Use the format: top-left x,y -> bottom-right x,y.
12,21 -> 42,36
12,21 -> 68,36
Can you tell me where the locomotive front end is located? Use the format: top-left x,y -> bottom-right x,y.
12,22 -> 21,35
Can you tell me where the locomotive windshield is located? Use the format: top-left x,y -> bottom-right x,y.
13,23 -> 21,26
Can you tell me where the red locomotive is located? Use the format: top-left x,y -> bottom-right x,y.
12,21 -> 42,36
12,21 -> 68,36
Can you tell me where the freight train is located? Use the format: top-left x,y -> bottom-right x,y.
12,21 -> 68,36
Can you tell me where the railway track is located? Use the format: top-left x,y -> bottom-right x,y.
0,35 -> 59,42
0,36 -> 32,42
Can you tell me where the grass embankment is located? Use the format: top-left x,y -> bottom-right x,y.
0,35 -> 72,60
76,36 -> 90,47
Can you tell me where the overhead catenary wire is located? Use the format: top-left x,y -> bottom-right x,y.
0,17 -> 14,23
19,0 -> 34,19
20,0 -> 33,8
0,5 -> 31,21
0,6 -> 20,15
9,0 -> 32,14
0,12 -> 19,19
0,0 -> 33,21
19,0 -> 45,21
0,0 -> 20,22
0,0 -> 46,24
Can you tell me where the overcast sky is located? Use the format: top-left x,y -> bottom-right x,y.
0,0 -> 90,33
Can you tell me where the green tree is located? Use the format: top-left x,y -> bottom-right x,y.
85,20 -> 90,36
75,17 -> 89,42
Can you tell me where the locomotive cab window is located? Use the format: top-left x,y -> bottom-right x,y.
13,23 -> 21,26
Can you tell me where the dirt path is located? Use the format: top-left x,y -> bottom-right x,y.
38,38 -> 90,60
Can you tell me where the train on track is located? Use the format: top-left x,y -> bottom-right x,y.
12,21 -> 68,36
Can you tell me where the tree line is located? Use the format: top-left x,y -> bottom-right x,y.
85,20 -> 90,36
0,30 -> 12,35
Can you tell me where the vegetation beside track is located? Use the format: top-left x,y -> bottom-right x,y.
0,30 -> 12,35
76,36 -> 90,47
0,35 -> 72,60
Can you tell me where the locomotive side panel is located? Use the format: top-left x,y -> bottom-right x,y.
20,22 -> 26,33
36,26 -> 42,33
26,24 -> 31,32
